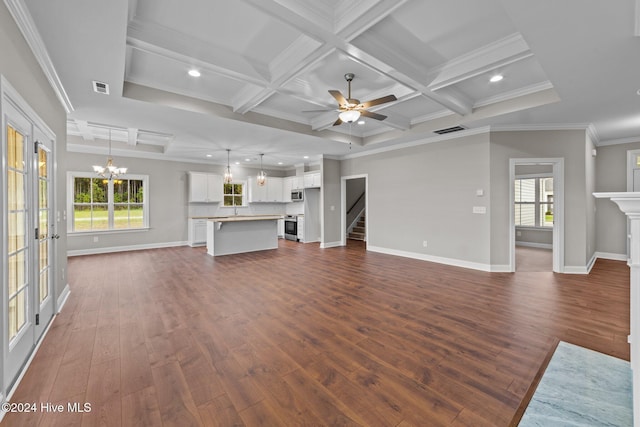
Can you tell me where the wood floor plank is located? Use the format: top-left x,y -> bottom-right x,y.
1,241 -> 630,426
121,387 -> 163,427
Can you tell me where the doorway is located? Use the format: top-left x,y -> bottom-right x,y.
341,174 -> 367,247
2,78 -> 56,394
509,158 -> 564,273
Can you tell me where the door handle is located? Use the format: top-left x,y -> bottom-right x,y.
50,234 -> 60,240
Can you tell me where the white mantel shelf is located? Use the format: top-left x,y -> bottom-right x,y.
594,192 -> 639,426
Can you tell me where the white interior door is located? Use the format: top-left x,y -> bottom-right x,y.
34,128 -> 55,339
3,102 -> 35,391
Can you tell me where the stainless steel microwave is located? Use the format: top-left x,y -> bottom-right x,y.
291,190 -> 303,201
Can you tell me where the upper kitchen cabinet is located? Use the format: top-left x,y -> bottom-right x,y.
304,172 -> 321,189
188,172 -> 223,203
248,176 -> 284,203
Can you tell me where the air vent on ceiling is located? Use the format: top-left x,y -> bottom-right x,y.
433,125 -> 466,135
92,81 -> 109,95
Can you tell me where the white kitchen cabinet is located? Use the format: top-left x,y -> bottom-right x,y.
267,177 -> 283,202
304,172 -> 321,188
277,218 -> 284,237
283,177 -> 293,202
290,176 -> 304,190
188,218 -> 208,246
188,172 -> 222,203
249,176 -> 284,202
297,215 -> 304,242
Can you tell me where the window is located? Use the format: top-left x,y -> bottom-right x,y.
515,176 -> 553,227
68,173 -> 148,232
223,182 -> 244,206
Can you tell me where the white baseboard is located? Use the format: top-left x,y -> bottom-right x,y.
516,241 -> 553,249
56,284 -> 70,313
367,245 -> 493,272
67,241 -> 188,257
595,251 -> 628,262
490,265 -> 512,272
321,241 -> 342,249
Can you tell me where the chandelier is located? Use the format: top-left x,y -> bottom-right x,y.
257,153 -> 267,186
92,129 -> 126,180
224,149 -> 232,184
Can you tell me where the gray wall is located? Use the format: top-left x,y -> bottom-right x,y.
321,158 -> 342,245
1,3 -> 68,298
489,130 -> 593,269
65,150 -> 286,252
341,132 -> 492,265
595,140 -> 640,256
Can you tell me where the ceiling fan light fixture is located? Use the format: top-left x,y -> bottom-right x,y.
339,110 -> 360,123
490,74 -> 503,83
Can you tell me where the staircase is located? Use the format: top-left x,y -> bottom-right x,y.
348,213 -> 366,241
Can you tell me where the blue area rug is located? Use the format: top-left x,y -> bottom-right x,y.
519,341 -> 632,426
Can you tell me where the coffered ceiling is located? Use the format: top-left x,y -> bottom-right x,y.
11,0 -> 640,168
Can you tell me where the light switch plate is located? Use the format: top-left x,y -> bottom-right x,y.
473,206 -> 487,214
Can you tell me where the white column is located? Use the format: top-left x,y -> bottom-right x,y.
594,192 -> 640,426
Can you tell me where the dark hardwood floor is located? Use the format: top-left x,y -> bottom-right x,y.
2,240 -> 630,426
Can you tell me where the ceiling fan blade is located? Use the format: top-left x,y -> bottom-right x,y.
328,90 -> 347,106
332,117 -> 343,126
360,94 -> 397,109
360,110 -> 387,121
302,109 -> 336,113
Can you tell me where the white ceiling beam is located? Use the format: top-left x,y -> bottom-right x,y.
75,120 -> 95,141
127,128 -> 138,146
427,33 -> 533,91
126,18 -> 267,86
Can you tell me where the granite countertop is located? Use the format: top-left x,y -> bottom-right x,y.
205,215 -> 284,222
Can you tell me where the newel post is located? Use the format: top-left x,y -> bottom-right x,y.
594,192 -> 640,426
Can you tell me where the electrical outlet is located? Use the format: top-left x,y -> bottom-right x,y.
516,231 -> 522,237
93,236 -> 99,243
422,240 -> 428,247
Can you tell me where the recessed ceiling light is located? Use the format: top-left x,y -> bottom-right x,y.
357,120 -> 365,125
303,156 -> 309,159
489,74 -> 503,83
278,162 -> 283,165
188,69 -> 201,77
636,89 -> 640,96
245,158 -> 251,162
235,161 -> 240,165
206,154 -> 212,158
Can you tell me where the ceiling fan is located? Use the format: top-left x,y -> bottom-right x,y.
305,73 -> 397,126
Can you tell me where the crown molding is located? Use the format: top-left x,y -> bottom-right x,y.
4,0 -> 73,113
597,136 -> 640,147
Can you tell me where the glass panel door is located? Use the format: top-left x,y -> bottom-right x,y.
34,128 -> 54,339
4,111 -> 35,390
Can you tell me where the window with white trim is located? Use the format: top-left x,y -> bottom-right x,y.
67,173 -> 149,232
514,176 -> 553,228
223,181 -> 245,206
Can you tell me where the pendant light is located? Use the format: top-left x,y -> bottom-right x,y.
257,153 -> 267,187
92,129 -> 127,180
224,149 -> 232,184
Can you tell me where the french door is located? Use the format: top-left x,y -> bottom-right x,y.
3,91 -> 55,393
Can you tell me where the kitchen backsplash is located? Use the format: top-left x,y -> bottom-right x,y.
188,203 -> 287,218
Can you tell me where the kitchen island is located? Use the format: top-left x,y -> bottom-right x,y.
206,215 -> 283,256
